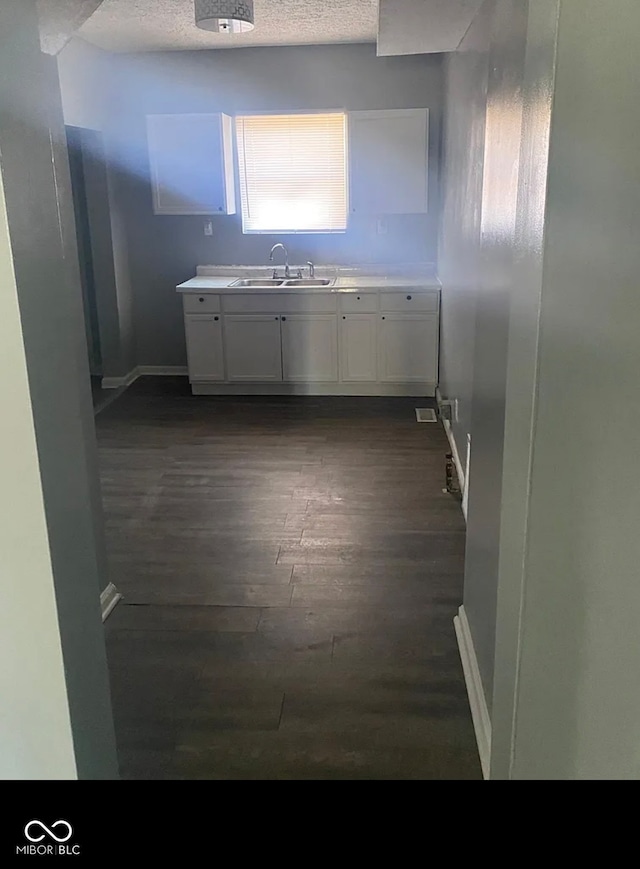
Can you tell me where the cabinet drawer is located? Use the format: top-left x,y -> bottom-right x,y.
183,294 -> 221,313
379,292 -> 439,313
339,293 -> 378,314
223,293 -> 337,314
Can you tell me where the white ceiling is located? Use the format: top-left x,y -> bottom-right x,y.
377,0 -> 485,56
38,0 -> 105,55
77,0 -> 380,53
39,0 -> 485,55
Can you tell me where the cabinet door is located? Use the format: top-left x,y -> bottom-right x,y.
147,113 -> 236,215
281,315 -> 338,382
224,315 -> 283,382
378,314 -> 438,383
340,314 -> 378,382
349,109 -> 429,215
185,314 -> 224,382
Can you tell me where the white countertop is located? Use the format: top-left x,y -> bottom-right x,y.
177,276 -> 236,291
176,265 -> 440,294
333,275 -> 440,290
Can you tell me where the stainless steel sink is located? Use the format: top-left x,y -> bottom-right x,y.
282,279 -> 333,287
228,277 -> 335,289
229,279 -> 285,288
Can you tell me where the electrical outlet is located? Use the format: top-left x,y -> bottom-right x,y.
204,220 -> 213,237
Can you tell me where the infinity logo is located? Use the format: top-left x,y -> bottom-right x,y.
24,821 -> 73,844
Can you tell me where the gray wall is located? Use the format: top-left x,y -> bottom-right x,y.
105,153 -> 136,374
439,0 -> 527,708
45,63 -> 111,604
57,38 -> 137,379
494,0 -> 640,779
77,128 -> 137,378
438,11 -> 491,454
107,44 -> 443,366
442,0 -> 640,778
0,0 -> 117,778
0,117 -> 77,781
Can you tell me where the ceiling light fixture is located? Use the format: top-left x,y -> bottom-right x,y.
195,0 -> 255,34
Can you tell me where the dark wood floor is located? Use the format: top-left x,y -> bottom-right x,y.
98,377 -> 480,780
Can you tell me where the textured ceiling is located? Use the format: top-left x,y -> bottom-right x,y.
377,0 -> 484,56
38,0 -> 105,55
77,0 -> 380,53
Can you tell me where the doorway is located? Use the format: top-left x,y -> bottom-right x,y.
67,127 -> 102,370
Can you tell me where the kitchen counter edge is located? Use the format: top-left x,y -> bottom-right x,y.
176,276 -> 441,294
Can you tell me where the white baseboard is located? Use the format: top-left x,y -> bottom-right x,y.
102,366 -> 188,389
436,387 -> 467,520
100,582 -> 122,622
443,417 -> 465,490
191,382 -> 436,397
105,369 -> 428,396
101,368 -> 138,390
462,433 -> 471,520
137,366 -> 188,376
454,605 -> 492,779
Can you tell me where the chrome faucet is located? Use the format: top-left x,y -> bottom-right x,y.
307,261 -> 315,279
269,244 -> 290,279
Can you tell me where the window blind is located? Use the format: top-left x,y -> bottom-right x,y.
236,113 -> 348,234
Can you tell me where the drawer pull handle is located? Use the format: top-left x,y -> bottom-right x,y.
357,296 -> 361,300
407,295 -> 412,301
199,297 -> 205,302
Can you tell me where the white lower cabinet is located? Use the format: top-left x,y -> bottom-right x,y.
339,314 -> 378,382
224,314 -> 283,381
378,313 -> 439,383
184,314 -> 224,382
182,290 -> 440,394
281,314 -> 338,382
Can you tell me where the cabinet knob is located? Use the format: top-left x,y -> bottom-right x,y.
214,316 -> 219,321
407,295 -> 412,301
199,297 -> 205,302
382,316 -> 386,320
275,316 -> 279,321
342,316 -> 346,320
218,206 -> 224,212
281,316 -> 287,322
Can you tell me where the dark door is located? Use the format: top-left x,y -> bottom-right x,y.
66,125 -> 103,377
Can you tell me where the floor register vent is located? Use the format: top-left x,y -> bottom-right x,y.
415,408 -> 437,423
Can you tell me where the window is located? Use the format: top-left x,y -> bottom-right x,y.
236,112 -> 348,234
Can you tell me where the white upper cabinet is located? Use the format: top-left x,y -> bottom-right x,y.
349,109 -> 429,215
147,113 -> 236,215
